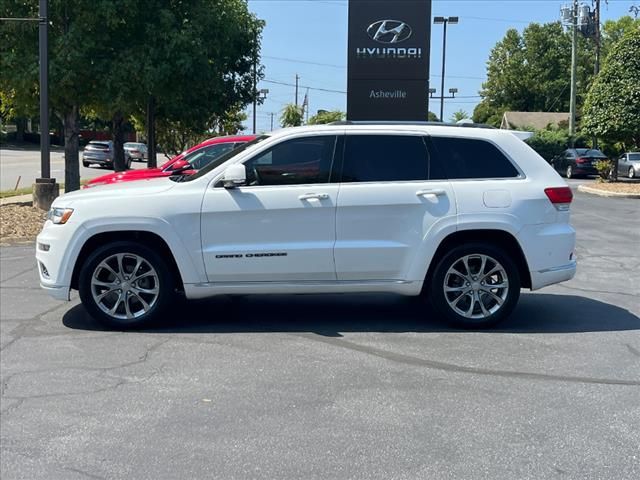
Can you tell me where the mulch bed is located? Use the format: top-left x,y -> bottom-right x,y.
0,203 -> 46,244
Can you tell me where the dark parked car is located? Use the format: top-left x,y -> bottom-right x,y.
124,142 -> 148,162
82,141 -> 132,169
617,152 -> 640,179
551,148 -> 608,179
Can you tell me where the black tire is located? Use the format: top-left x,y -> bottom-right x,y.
83,161 -> 90,167
429,243 -> 521,329
630,167 -> 635,179
566,165 -> 573,179
78,241 -> 175,329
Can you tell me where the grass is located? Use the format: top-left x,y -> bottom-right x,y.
0,187 -> 33,199
0,180 -> 88,199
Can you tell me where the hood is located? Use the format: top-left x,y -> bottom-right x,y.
55,177 -> 176,207
85,167 -> 165,187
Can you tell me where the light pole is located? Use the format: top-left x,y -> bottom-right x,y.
428,88 -> 458,122
252,89 -> 268,134
433,16 -> 458,123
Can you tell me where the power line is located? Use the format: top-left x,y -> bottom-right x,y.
263,78 -> 347,94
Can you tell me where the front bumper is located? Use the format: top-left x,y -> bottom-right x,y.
36,221 -> 81,301
40,283 -> 70,301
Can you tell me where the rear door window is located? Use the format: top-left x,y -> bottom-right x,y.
340,135 -> 435,182
429,136 -> 519,179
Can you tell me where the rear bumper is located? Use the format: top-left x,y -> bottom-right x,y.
517,222 -> 577,290
530,261 -> 576,290
572,166 -> 597,175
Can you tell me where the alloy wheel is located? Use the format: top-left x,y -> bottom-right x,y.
90,253 -> 159,320
443,254 -> 509,320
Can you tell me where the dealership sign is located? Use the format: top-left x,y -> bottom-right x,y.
347,1 -> 431,121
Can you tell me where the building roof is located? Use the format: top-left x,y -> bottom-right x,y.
500,112 -> 570,131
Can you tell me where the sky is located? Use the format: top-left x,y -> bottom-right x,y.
246,0 -> 637,132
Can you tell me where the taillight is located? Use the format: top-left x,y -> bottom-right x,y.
575,157 -> 587,164
545,187 -> 573,211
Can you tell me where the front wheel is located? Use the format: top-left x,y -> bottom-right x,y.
78,241 -> 175,329
566,165 -> 573,179
429,244 -> 521,329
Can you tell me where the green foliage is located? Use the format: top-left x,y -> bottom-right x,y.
582,29 -> 640,149
525,127 -> 572,161
472,101 -> 503,127
479,22 -> 596,115
280,104 -> 304,128
307,110 -> 345,125
427,111 -> 439,122
593,159 -> 615,181
0,0 -> 263,184
450,110 -> 470,123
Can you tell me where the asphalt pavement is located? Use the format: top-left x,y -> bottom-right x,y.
0,146 -> 154,191
1,190 -> 639,479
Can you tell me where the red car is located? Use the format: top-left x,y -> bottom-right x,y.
84,135 -> 256,188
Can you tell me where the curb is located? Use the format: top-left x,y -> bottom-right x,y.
0,194 -> 33,206
578,185 -> 640,199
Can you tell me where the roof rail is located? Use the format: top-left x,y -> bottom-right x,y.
327,120 -> 496,129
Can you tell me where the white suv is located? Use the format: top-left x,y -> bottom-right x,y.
36,123 -> 576,329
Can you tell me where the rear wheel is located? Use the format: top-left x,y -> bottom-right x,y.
78,241 -> 175,329
83,161 -> 90,167
630,167 -> 636,179
429,243 -> 520,329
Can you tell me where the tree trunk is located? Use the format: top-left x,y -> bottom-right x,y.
63,106 -> 81,192
16,117 -> 26,143
146,96 -> 157,168
112,111 -> 127,172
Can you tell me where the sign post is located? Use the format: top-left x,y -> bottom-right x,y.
347,0 -> 432,121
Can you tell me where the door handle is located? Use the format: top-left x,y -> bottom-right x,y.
416,189 -> 446,198
298,193 -> 329,201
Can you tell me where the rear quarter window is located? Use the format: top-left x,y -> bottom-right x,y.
429,136 -> 520,179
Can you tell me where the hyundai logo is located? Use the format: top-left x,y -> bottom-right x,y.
367,20 -> 412,44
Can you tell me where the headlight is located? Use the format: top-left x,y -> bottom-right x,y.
46,207 -> 74,224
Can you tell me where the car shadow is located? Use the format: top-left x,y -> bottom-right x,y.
62,292 -> 640,336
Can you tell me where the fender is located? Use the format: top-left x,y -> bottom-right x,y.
406,212 -> 525,282
58,216 -> 206,288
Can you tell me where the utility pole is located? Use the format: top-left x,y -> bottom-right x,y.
569,0 -> 578,145
594,0 -> 601,76
295,74 -> 299,106
252,32 -> 258,134
270,112 -> 274,131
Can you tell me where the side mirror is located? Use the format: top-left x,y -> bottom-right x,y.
221,164 -> 246,189
170,159 -> 190,173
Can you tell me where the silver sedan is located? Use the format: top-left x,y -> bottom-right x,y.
617,152 -> 640,179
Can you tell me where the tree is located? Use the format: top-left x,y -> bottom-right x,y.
582,29 -> 640,150
479,22 -> 595,115
472,101 -> 503,127
427,111 -> 439,122
307,110 -> 345,125
280,104 -> 304,127
450,110 -> 470,123
0,0 -> 263,188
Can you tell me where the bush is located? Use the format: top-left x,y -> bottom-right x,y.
526,128 -> 570,162
594,159 -> 615,182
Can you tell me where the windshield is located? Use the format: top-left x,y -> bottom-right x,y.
576,148 -> 606,158
180,135 -> 270,182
